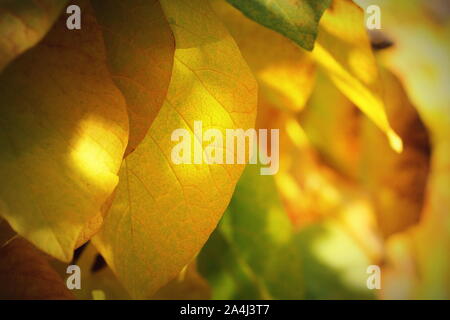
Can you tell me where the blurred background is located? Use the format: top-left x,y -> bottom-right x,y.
195,0 -> 450,300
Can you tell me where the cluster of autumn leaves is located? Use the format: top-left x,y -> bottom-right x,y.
0,0 -> 448,299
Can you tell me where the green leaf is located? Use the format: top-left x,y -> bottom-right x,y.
199,165 -> 376,299
198,229 -> 268,299
199,164 -> 295,299
225,0 -> 331,50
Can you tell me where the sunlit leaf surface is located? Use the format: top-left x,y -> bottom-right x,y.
91,0 -> 175,156
92,0 -> 257,298
312,0 -> 402,152
212,0 -> 316,112
0,3 -> 129,261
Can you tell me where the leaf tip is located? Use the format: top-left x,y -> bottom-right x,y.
388,130 -> 403,154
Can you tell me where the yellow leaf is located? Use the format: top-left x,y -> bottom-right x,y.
301,72 -> 361,178
92,0 -> 257,298
75,212 -> 104,249
69,244 -> 130,300
59,244 -> 210,300
151,261 -> 211,300
358,0 -> 450,299
0,237 -> 74,299
0,3 -> 129,261
74,0 -> 176,248
91,0 -> 175,156
359,68 -> 430,237
0,0 -> 67,71
211,0 -> 316,112
312,0 -> 402,152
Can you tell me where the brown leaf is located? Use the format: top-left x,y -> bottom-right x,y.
0,237 -> 74,300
